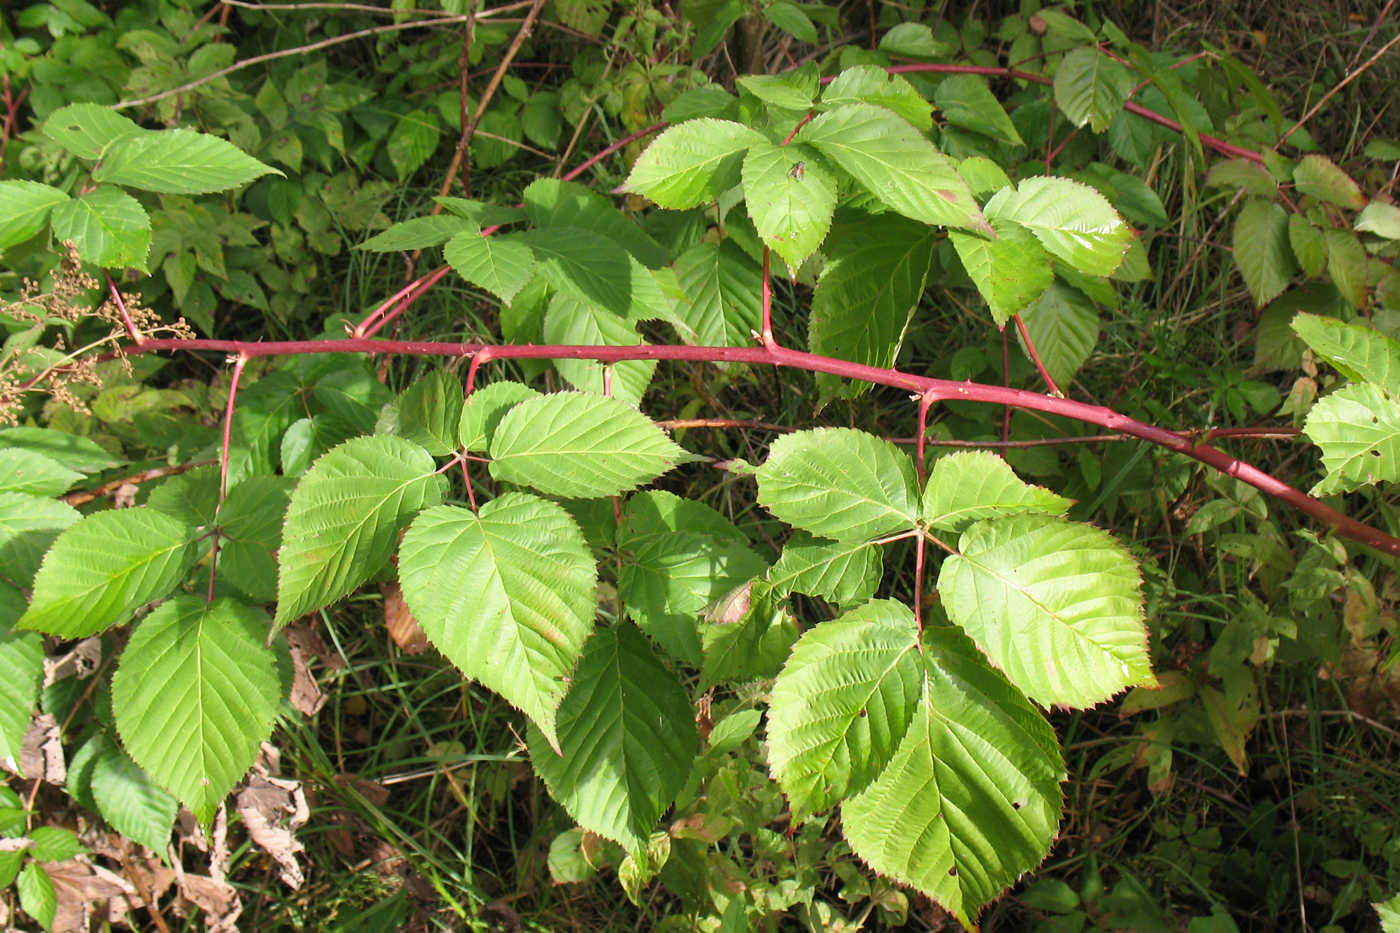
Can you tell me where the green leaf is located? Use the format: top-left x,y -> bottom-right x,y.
768,600 -> 923,816
0,181 -> 69,249
1357,202 -> 1400,240
459,381 -> 541,452
489,393 -> 697,499
842,621 -> 1064,929
50,186 -> 151,270
0,428 -> 119,474
0,626 -> 43,765
396,367 -> 464,456
984,177 -> 1130,277
18,862 -> 56,931
617,491 -> 765,664
1293,154 -> 1366,210
937,513 -> 1153,708
528,625 -> 697,853
147,466 -> 220,529
671,239 -> 763,346
398,495 -> 596,748
541,293 -> 656,406
795,103 -> 988,232
1324,228 -> 1368,309
756,428 -> 919,541
91,746 -> 178,858
1289,214 -> 1327,278
808,215 -> 937,399
523,178 -> 670,268
767,533 -> 882,606
435,197 -> 526,228
18,507 -> 197,637
820,66 -> 933,130
357,215 -> 471,252
1053,47 -> 1136,134
949,225 -> 1052,327
1204,159 -> 1278,198
682,0 -> 747,56
41,103 -> 142,159
1303,383 -> 1400,495
0,493 -> 79,588
1017,282 -> 1099,389
934,74 -> 1023,147
1292,312 -> 1400,388
274,436 -> 446,627
878,22 -> 950,59
28,825 -> 84,862
387,110 -> 441,180
519,226 -> 668,321
762,1 -> 817,42
444,226 -> 537,304
112,596 -> 282,827
0,448 -> 82,496
737,71 -> 817,111
741,141 -> 835,270
93,129 -> 279,193
218,476 -> 293,603
699,582 -> 798,687
922,451 -> 1072,532
622,119 -> 765,209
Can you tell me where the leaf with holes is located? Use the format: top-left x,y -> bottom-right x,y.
1303,383 -> 1400,495
937,514 -> 1153,708
274,436 -> 446,627
398,495 -> 597,749
528,624 -> 696,853
42,103 -> 142,159
489,393 -> 697,498
18,508 -> 197,637
841,620 -> 1064,929
112,596 -> 282,827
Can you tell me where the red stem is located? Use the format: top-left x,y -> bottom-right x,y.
106,273 -> 145,344
566,121 -> 666,183
1014,312 -> 1063,397
760,249 -> 777,348
209,353 -> 248,602
126,335 -> 1400,556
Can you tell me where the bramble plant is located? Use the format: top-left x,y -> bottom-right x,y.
3,3 -> 1400,930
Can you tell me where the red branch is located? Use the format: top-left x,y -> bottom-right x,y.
128,335 -> 1400,556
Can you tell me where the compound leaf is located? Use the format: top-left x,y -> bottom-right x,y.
399,495 -> 597,748
767,533 -> 882,606
42,103 -> 142,159
1293,154 -> 1366,210
459,381 -> 541,452
50,186 -> 151,270
0,448 -> 82,497
0,625 -> 43,766
274,436 -> 445,627
112,596 -> 282,827
670,239 -> 763,346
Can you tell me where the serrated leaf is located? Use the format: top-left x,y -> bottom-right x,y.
396,367 -> 464,456
519,226 -> 668,321
18,507 -> 197,637
1292,312 -> 1400,388
622,119 -> 765,209
50,186 -> 151,270
399,495 -> 596,747
742,141 -> 835,269
768,600 -> 923,815
842,621 -> 1063,929
984,176 -> 1129,277
937,513 -> 1153,708
922,451 -> 1072,532
489,393 -> 696,498
219,476 -> 293,603
91,746 -> 178,858
274,436 -> 446,627
934,74 -> 1023,147
1204,158 -> 1278,197
737,72 -> 815,111
1293,154 -> 1365,210
809,215 -> 937,399
0,627 -> 43,765
18,862 -> 56,931
1357,201 -> 1400,240
443,226 -> 536,304
756,428 -> 919,541
524,177 -> 671,268
528,625 -> 696,853
1289,214 -> 1326,278
618,491 -> 765,664
1017,281 -> 1099,389
42,103 -> 141,159
435,197 -> 526,228
0,428 -> 119,474
112,596 -> 281,827
541,292 -> 656,406
767,533 -> 882,605
386,110 -> 441,180
795,103 -> 987,232
1053,47 -> 1136,134
459,381 -> 541,451
0,181 -> 69,249
949,225 -> 1052,327
93,129 -> 279,193
0,493 -> 79,588
1324,228 -> 1368,308
147,466 -> 220,529
762,1 -> 817,42
699,583 -> 798,687
821,65 -> 933,130
1303,382 -> 1400,494
0,448 -> 82,496
357,215 -> 471,252
671,239 -> 763,346
878,22 -> 950,59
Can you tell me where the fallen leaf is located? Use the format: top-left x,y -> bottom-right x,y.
235,759 -> 309,889
9,713 -> 66,784
383,581 -> 429,654
45,857 -> 137,932
43,637 -> 103,686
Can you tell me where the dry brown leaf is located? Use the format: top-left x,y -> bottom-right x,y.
42,637 -> 102,687
383,580 -> 429,655
171,871 -> 241,932
44,857 -> 136,932
7,712 -> 66,784
236,758 -> 309,889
